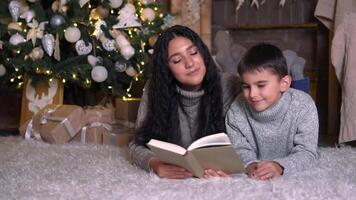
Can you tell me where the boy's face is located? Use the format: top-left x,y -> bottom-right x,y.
241,69 -> 291,112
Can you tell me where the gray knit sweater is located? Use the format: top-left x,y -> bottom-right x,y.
129,73 -> 240,171
225,88 -> 319,175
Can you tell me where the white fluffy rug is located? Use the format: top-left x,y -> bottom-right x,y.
1,136 -> 356,200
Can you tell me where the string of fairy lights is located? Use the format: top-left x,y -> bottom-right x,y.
0,0 -> 174,98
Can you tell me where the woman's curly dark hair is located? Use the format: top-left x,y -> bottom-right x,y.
135,25 -> 225,146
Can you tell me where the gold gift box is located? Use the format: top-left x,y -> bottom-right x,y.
84,106 -> 115,124
115,98 -> 140,124
32,104 -> 85,144
73,123 -> 110,144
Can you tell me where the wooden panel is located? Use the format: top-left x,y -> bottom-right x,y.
213,0 -> 317,27
170,0 -> 212,49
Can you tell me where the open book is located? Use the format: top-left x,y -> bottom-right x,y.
147,133 -> 245,178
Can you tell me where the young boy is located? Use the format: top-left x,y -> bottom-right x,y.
226,43 -> 319,180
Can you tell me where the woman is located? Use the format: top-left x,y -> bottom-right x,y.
129,25 -> 240,179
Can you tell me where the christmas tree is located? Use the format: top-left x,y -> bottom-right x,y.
0,0 -> 174,98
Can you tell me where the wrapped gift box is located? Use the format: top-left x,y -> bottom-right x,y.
18,119 -> 42,140
84,106 -> 115,124
73,122 -> 111,144
102,130 -> 134,147
115,98 -> 140,126
18,119 -> 30,138
32,104 -> 85,144
102,122 -> 135,147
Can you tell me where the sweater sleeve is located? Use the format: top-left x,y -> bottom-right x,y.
225,100 -> 259,167
273,96 -> 319,175
128,81 -> 158,171
128,142 -> 156,171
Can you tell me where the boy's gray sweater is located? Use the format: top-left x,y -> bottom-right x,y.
225,88 -> 319,175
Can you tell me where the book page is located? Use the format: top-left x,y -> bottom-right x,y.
191,145 -> 246,174
147,139 -> 187,155
187,133 -> 231,151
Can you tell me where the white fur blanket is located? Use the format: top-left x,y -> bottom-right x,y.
1,136 -> 356,200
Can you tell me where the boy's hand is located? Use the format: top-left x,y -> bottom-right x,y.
203,169 -> 230,178
253,161 -> 284,180
149,158 -> 193,179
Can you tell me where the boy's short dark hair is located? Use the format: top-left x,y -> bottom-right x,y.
238,43 -> 288,78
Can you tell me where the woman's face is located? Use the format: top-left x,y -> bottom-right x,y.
167,36 -> 206,91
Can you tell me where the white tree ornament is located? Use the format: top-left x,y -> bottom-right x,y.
79,0 -> 90,8
91,66 -> 108,82
110,30 -> 135,60
125,65 -> 137,77
109,0 -> 123,9
64,26 -> 81,43
114,62 -> 127,72
93,20 -> 107,39
87,55 -> 100,67
20,9 -> 35,23
29,47 -> 44,60
9,33 -> 26,45
140,0 -> 156,5
141,8 -> 155,22
120,45 -> 135,60
75,40 -> 92,55
0,64 -> 6,77
27,19 -> 46,46
113,4 -> 142,28
9,0 -> 22,21
41,33 -> 55,56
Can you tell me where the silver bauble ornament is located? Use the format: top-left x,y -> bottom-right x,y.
41,34 -> 55,56
9,33 -> 25,45
125,66 -> 137,77
9,0 -> 22,21
114,62 -> 126,72
64,27 -> 81,43
50,14 -> 65,28
102,39 -> 116,51
91,66 -> 108,82
0,64 -> 6,77
30,47 -> 44,60
109,0 -> 123,8
75,40 -> 92,55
